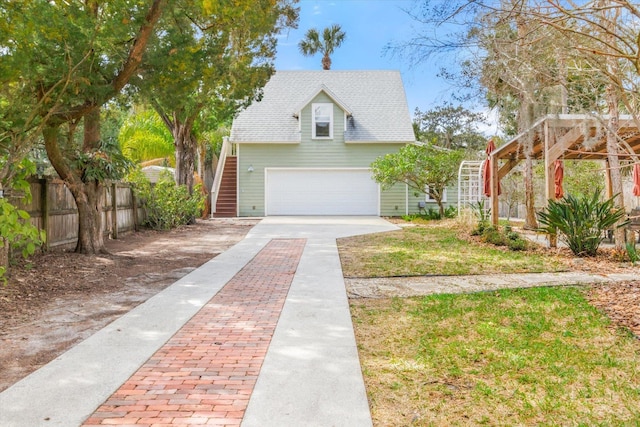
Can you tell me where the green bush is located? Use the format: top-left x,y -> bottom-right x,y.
625,242 -> 639,263
0,159 -> 47,282
506,230 -> 527,251
477,224 -> 528,251
471,200 -> 491,235
126,168 -> 204,230
537,190 -> 627,257
0,198 -> 46,257
480,226 -> 506,246
402,205 -> 457,221
443,205 -> 457,218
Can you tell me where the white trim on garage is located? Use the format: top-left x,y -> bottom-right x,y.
264,168 -> 380,216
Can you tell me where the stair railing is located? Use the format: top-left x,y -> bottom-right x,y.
210,136 -> 231,216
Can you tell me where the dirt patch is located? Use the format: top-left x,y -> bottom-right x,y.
587,281 -> 640,338
0,218 -> 257,392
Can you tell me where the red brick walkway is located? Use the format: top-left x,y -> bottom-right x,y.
83,238 -> 306,427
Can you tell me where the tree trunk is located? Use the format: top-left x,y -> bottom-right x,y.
524,155 -> 538,229
71,180 -> 106,253
436,197 -> 445,218
520,100 -> 538,230
602,2 -> 625,248
606,84 -> 625,247
174,128 -> 196,194
515,15 -> 538,230
200,144 -> 215,219
322,54 -> 331,70
43,110 -> 107,254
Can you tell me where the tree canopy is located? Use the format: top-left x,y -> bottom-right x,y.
413,103 -> 487,152
371,143 -> 463,217
0,0 -> 299,254
134,0 -> 298,193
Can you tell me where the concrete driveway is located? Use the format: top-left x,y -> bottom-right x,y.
0,216 -> 398,427
246,215 -> 400,239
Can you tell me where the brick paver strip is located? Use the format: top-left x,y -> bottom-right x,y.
83,238 -> 306,427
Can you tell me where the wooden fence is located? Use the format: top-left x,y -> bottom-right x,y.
14,179 -> 145,249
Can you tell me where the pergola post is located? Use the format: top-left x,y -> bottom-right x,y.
544,121 -> 557,247
491,152 -> 499,226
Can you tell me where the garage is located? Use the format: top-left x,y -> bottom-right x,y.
265,168 -> 379,216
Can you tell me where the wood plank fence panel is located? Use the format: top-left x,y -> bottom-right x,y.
12,179 -> 146,249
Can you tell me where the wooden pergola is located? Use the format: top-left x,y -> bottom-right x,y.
488,114 -> 640,226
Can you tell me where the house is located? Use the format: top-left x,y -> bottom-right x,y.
213,70 -> 453,217
141,165 -> 175,184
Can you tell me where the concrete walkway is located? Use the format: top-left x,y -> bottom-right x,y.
0,216 -> 399,427
346,271 -> 640,299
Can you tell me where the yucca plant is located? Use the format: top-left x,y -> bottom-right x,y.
537,190 -> 628,257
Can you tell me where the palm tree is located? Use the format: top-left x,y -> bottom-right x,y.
118,108 -> 175,165
298,24 -> 346,70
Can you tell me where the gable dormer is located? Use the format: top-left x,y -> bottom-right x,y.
294,85 -> 352,142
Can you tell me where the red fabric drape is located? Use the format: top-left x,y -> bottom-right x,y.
633,163 -> 640,197
554,160 -> 564,199
483,139 -> 500,197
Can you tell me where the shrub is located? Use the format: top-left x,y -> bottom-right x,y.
471,200 -> 491,235
477,224 -> 528,251
0,198 -> 46,257
422,208 -> 442,220
480,226 -> 506,246
0,159 -> 46,282
625,242 -> 639,263
537,190 -> 627,257
402,205 -> 457,221
506,231 -> 528,251
444,205 -> 457,218
126,168 -> 204,230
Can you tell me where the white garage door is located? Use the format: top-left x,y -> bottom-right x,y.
265,169 -> 379,216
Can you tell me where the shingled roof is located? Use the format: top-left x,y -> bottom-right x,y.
230,70 -> 415,143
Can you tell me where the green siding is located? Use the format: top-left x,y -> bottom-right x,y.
407,181 -> 460,215
381,182 -> 408,217
237,92 -> 407,216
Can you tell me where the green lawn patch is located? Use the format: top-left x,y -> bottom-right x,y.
338,221 -> 566,277
351,287 -> 640,426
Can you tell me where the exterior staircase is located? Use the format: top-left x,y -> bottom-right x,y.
213,156 -> 237,217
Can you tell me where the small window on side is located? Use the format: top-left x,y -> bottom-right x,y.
425,186 -> 447,202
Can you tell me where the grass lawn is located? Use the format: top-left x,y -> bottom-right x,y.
351,288 -> 640,426
338,219 -> 567,277
342,219 -> 640,425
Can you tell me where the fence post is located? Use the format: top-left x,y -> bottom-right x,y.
111,181 -> 118,239
41,178 -> 50,250
131,186 -> 138,232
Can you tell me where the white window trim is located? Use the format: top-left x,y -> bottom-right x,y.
425,186 -> 447,202
312,103 -> 333,139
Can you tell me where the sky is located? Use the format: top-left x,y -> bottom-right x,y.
274,0 -> 458,117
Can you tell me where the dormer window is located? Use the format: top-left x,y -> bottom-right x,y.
312,103 -> 333,139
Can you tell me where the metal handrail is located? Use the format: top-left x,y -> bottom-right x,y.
210,136 -> 230,216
